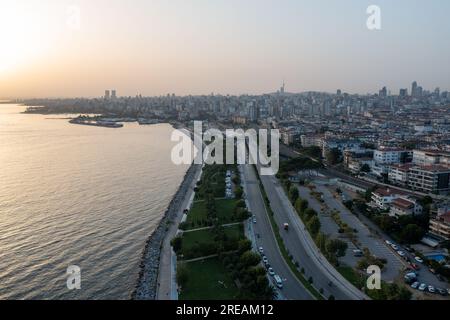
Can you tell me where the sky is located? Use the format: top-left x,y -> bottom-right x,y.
1,0 -> 450,98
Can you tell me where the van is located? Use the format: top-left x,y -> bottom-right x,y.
274,275 -> 283,289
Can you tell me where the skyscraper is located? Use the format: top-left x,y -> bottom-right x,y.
111,90 -> 117,99
104,90 -> 110,99
411,81 -> 418,97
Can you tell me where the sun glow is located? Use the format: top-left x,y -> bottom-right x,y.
0,2 -> 53,73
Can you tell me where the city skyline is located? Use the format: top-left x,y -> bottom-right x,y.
1,0 -> 450,98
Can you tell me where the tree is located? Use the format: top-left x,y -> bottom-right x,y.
400,224 -> 425,244
289,186 -> 299,203
237,239 -> 252,254
295,198 -> 309,214
171,236 -> 183,253
176,263 -> 189,288
326,148 -> 342,165
361,164 -> 371,173
326,239 -> 348,257
307,216 -> 321,236
240,251 -> 261,267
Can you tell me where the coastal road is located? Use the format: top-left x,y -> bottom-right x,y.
258,171 -> 368,300
156,164 -> 203,300
240,164 -> 313,300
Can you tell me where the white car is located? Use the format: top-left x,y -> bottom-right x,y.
418,283 -> 427,291
268,267 -> 275,276
385,240 -> 392,245
428,285 -> 436,293
253,218 -> 257,224
391,244 -> 399,251
415,257 -> 424,263
397,251 -> 406,257
258,247 -> 264,254
263,256 -> 269,264
411,282 -> 420,289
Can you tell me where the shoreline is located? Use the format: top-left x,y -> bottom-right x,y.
131,127 -> 198,300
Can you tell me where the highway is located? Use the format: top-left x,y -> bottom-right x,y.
240,164 -> 313,300
258,171 -> 368,300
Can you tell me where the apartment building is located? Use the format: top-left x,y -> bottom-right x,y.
407,165 -> 450,194
429,211 -> 450,240
390,198 -> 423,218
413,149 -> 450,166
374,148 -> 412,165
371,187 -> 406,210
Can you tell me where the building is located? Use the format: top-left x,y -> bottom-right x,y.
104,90 -> 110,99
407,165 -> 450,194
388,164 -> 413,186
301,135 -> 323,148
390,198 -> 423,218
374,148 -> 412,165
371,187 -> 406,210
413,149 -> 450,166
429,211 -> 450,240
111,90 -> 117,99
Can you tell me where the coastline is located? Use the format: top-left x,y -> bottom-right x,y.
131,127 -> 199,300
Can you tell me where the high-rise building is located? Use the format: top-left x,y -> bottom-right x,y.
111,90 -> 117,99
399,88 -> 408,97
280,81 -> 285,94
104,90 -> 110,99
411,81 -> 418,97
379,86 -> 387,97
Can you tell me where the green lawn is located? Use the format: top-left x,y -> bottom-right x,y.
185,199 -> 238,229
179,258 -> 239,300
180,224 -> 244,258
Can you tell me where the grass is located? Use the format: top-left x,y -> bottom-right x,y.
337,266 -> 365,289
179,258 -> 239,300
180,224 -> 244,257
185,199 -> 239,229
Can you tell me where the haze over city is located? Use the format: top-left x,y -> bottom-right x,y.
1,0 -> 450,98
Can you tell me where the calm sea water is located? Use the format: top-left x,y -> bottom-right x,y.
0,104 -> 189,299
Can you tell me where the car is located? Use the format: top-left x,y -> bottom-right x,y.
258,247 -> 264,254
447,288 -> 450,295
410,263 -> 420,271
268,267 -> 275,276
263,256 -> 269,264
415,257 -> 424,263
410,282 -> 420,289
429,268 -> 436,274
437,288 -> 448,296
274,275 -> 283,289
405,246 -> 414,253
428,285 -> 436,293
385,240 -> 392,245
397,250 -> 406,257
418,283 -> 427,291
391,244 -> 399,251
253,218 -> 257,224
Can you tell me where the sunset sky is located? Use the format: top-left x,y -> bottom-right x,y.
1,0 -> 450,98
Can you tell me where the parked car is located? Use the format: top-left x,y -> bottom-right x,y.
268,267 -> 275,276
428,285 -> 436,294
405,246 -> 414,253
274,275 -> 283,289
391,244 -> 399,251
410,263 -> 420,271
418,283 -> 427,291
415,257 -> 424,263
253,218 -> 257,224
411,282 -> 420,289
385,240 -> 392,245
437,288 -> 448,296
258,247 -> 264,254
397,250 -> 406,257
263,256 -> 269,265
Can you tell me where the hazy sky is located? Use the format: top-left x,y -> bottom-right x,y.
1,0 -> 450,98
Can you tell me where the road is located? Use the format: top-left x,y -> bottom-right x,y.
156,164 -> 203,300
240,164 -> 313,300
258,171 -> 368,300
